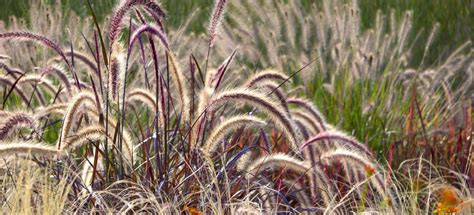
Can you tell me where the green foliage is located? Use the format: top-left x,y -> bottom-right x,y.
359,0 -> 472,65
306,68 -> 407,157
0,0 -> 29,25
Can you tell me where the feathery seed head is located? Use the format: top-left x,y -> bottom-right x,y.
201,115 -> 266,155
126,88 -> 158,113
301,130 -> 373,157
245,69 -> 290,87
0,142 -> 60,158
209,88 -> 299,151
129,23 -> 170,51
63,124 -> 134,162
0,31 -> 69,66
244,153 -> 309,179
208,0 -> 228,47
38,64 -> 71,92
0,61 -> 23,77
109,43 -> 126,101
109,0 -> 166,48
287,97 -> 327,130
168,52 -> 190,121
59,91 -> 97,146
0,112 -> 35,140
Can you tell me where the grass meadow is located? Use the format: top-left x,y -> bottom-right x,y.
0,0 -> 472,214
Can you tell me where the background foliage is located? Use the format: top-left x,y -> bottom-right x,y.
1,0 -> 472,65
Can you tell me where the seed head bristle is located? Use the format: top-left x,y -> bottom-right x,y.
195,68 -> 217,120
63,51 -> 99,77
209,88 -> 299,151
301,130 -> 373,158
236,150 -> 253,172
320,148 -> 389,199
126,88 -> 158,113
0,31 -> 69,66
108,43 -> 126,101
291,110 -> 324,136
293,119 -> 310,140
63,124 -> 134,163
244,153 -> 309,179
245,69 -> 290,87
0,61 -> 24,77
109,0 -> 166,48
287,97 -> 327,131
59,91 -> 97,148
0,142 -> 59,158
0,112 -> 35,140
250,80 -> 291,118
19,74 -> 58,97
35,103 -> 68,119
201,115 -> 266,155
168,52 -> 190,121
208,0 -> 228,47
262,82 -> 290,117
38,65 -> 71,92
129,23 -> 170,51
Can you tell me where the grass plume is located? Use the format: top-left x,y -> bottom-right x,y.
0,142 -> 59,157
0,31 -> 69,66
208,0 -> 228,48
201,115 -> 266,155
209,88 -> 299,151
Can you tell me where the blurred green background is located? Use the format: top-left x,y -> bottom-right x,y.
1,0 -> 471,65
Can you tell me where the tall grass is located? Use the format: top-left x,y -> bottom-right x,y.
220,0 -> 472,162
0,0 -> 472,214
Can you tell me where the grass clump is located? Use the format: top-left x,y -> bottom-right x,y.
0,0 -> 472,214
